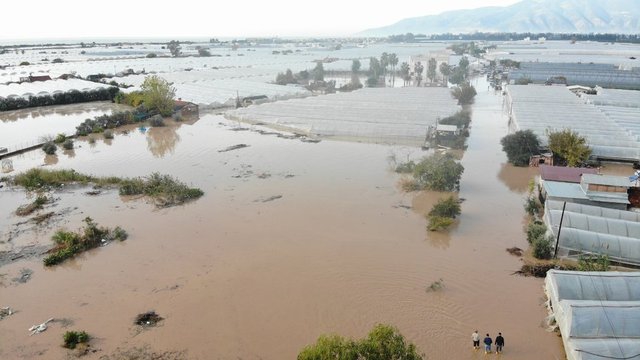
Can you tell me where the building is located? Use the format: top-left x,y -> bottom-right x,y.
540,173 -> 635,210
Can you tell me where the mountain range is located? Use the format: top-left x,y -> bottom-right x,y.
359,0 -> 640,36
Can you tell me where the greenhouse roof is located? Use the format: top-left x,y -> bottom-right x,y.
226,87 -> 459,146
545,270 -> 640,360
539,165 -> 597,183
543,181 -> 588,200
582,174 -> 637,188
506,85 -> 640,161
0,79 -> 112,99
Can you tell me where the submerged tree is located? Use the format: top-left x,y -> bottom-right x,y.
414,61 -> 424,87
500,130 -> 540,166
427,57 -> 437,83
140,75 -> 176,117
167,40 -> 181,57
439,62 -> 451,84
451,82 -> 477,105
313,61 -> 325,82
411,153 -> 464,191
389,53 -> 398,86
547,129 -> 592,167
400,62 -> 410,86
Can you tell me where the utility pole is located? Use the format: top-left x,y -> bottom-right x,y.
553,201 -> 567,258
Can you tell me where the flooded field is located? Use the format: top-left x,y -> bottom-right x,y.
0,102 -> 131,151
0,81 -> 564,359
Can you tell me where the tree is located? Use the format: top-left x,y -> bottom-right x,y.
547,129 -> 592,167
298,324 -> 423,360
413,61 -> 424,87
140,75 -> 176,117
400,62 -> 410,87
458,56 -> 469,72
313,61 -> 325,82
198,48 -> 211,57
500,130 -> 540,166
389,53 -> 398,87
380,52 -> 389,85
427,58 -> 437,83
368,57 -> 382,82
451,82 -> 477,105
412,153 -> 464,191
439,62 -> 450,84
167,40 -> 181,57
351,59 -> 361,87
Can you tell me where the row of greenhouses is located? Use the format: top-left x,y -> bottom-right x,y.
0,79 -> 113,99
545,270 -> 640,360
226,87 -> 459,145
505,85 -> 640,161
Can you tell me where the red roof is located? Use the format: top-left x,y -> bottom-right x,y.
539,165 -> 598,183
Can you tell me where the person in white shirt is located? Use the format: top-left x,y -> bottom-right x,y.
472,330 -> 480,349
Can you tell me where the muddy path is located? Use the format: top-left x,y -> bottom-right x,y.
0,82 -> 563,359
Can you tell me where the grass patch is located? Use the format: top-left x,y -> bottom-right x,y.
119,173 -> 204,207
63,330 -> 89,349
43,217 -> 127,266
11,169 -> 203,208
135,311 -> 164,327
427,196 -> 460,231
15,195 -> 49,216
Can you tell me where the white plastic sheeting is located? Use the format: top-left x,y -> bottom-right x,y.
544,200 -> 640,266
545,270 -> 640,360
226,87 -> 460,146
0,79 -> 112,99
506,85 -> 640,161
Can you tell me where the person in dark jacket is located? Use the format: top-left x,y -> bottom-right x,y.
495,332 -> 505,353
483,334 -> 492,354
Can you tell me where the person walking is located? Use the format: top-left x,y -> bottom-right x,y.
483,333 -> 493,354
495,332 -> 505,354
472,330 -> 480,349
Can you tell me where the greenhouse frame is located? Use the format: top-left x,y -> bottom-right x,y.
545,270 -> 640,360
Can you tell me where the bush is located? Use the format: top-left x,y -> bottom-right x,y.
298,324 -> 423,360
395,161 -> 415,174
451,82 -> 477,105
19,61 -> 30,66
428,216 -> 455,231
439,110 -> 471,128
119,173 -> 204,207
532,235 -> 553,260
526,222 -> 547,245
411,153 -> 464,191
500,130 -> 541,166
52,58 -> 64,63
76,111 -> 138,136
103,130 -> 114,139
577,254 -> 610,271
149,115 -> 165,127
429,196 -> 461,218
524,196 -> 541,216
42,142 -> 57,155
11,168 -> 107,190
146,53 -> 157,58
54,133 -> 66,143
62,139 -> 74,150
63,330 -> 89,349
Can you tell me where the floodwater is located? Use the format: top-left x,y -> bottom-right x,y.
0,81 -> 564,359
0,102 -> 130,151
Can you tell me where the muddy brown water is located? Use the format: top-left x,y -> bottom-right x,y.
0,85 -> 566,359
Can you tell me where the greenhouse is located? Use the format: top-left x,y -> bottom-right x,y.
505,85 -> 640,161
508,62 -> 640,89
544,200 -> 640,266
0,79 -> 113,99
226,87 -> 460,145
545,270 -> 640,360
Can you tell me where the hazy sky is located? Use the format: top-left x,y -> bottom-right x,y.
1,0 -> 521,40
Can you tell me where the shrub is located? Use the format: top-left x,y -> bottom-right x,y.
411,153 -> 464,191
42,142 -> 57,155
451,82 -> 477,105
439,110 -> 471,128
577,254 -> 610,271
500,130 -> 540,166
146,53 -> 157,58
11,168 -> 104,190
149,115 -> 165,127
119,173 -> 203,207
428,196 -> 461,218
63,330 -> 89,349
524,196 -> 541,216
172,112 -> 183,122
112,226 -> 128,241
19,61 -> 30,66
532,235 -> 553,260
103,130 -> 114,139
62,139 -> 74,150
526,222 -> 547,244
15,195 -> 49,216
395,161 -> 415,174
428,216 -> 455,231
54,133 -> 66,143
52,58 -> 64,63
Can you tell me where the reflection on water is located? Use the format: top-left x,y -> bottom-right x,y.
497,162 -> 539,194
43,154 -> 58,165
146,125 -> 181,158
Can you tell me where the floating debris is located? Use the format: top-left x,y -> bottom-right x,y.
218,144 -> 249,153
255,195 -> 283,203
29,318 -> 54,335
1,306 -> 14,320
506,247 -> 523,257
135,311 -> 163,327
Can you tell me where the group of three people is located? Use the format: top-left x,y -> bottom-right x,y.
472,330 -> 504,354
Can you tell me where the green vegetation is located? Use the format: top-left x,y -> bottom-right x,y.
524,195 -> 542,216
532,235 -> 553,260
439,110 -> 471,128
400,153 -> 464,192
44,217 -> 127,266
167,40 -> 181,57
54,133 -> 66,143
426,278 -> 445,292
547,129 -> 592,167
298,324 -> 423,360
577,254 -> 610,271
76,111 -> 136,136
149,115 -> 165,127
62,139 -> 74,150
42,142 -> 57,155
451,82 -> 477,105
526,222 -> 547,245
198,48 -> 211,57
119,173 -> 204,207
427,196 -> 461,231
140,75 -> 176,117
500,130 -> 540,166
63,330 -> 90,349
15,195 -> 49,216
103,129 -> 114,139
10,169 -> 203,208
0,87 -> 119,112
